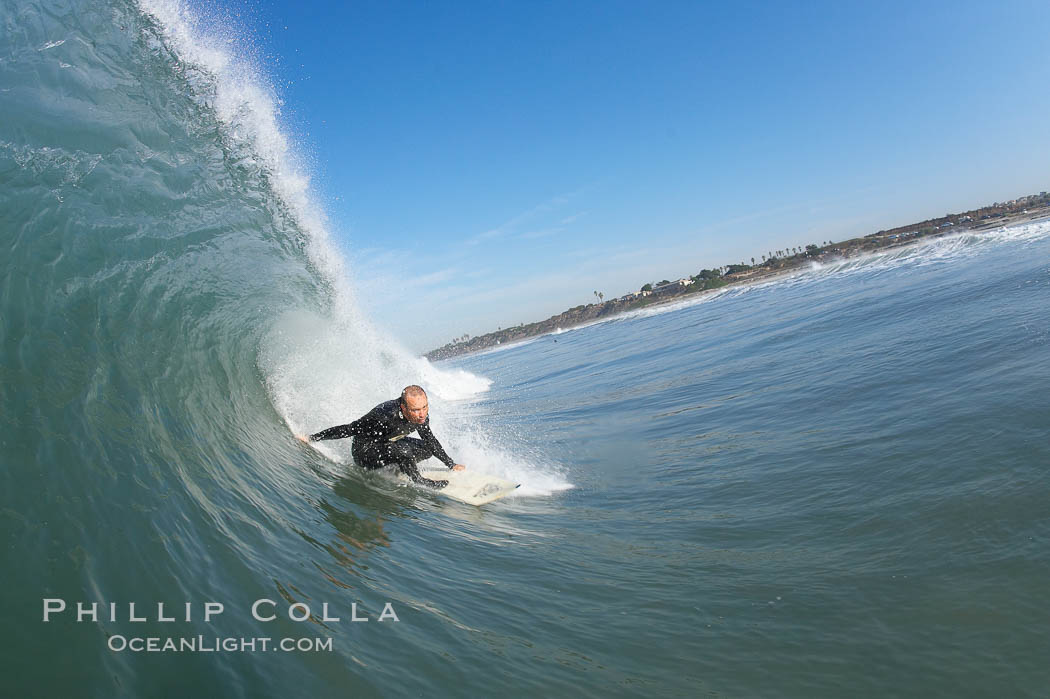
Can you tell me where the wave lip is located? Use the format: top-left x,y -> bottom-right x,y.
132,0 -> 499,434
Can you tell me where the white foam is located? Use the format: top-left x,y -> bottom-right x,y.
440,423 -> 574,498
136,0 -> 349,309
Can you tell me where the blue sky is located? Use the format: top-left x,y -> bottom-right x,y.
217,0 -> 1050,351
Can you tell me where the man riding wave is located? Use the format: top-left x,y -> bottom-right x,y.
297,385 -> 465,488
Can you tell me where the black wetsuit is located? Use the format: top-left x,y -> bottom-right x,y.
308,399 -> 454,488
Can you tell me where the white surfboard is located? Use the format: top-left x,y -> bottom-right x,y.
414,469 -> 520,506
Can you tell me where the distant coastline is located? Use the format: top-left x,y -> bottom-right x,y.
425,192 -> 1050,361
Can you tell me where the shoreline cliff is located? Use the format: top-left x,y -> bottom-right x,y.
426,195 -> 1050,361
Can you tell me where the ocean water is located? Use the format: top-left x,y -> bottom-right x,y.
2,0 -> 1049,696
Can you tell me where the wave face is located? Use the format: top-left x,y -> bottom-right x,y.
1,1 -> 567,695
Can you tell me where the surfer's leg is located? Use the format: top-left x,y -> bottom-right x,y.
386,439 -> 446,488
352,441 -> 387,471
388,437 -> 434,463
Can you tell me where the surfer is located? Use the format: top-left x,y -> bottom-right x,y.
296,385 -> 465,488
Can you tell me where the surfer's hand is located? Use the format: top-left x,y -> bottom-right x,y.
451,464 -> 466,471
295,434 -> 310,443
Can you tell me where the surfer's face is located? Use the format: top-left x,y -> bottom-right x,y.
401,394 -> 429,424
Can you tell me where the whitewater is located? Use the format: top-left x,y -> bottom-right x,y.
3,0 -> 1049,696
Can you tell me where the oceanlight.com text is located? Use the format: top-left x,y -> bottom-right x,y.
107,635 -> 333,653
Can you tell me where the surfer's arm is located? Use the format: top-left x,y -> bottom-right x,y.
307,424 -> 354,441
418,422 -> 456,468
308,416 -> 373,442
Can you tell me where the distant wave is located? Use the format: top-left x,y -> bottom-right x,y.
584,219 -> 1050,326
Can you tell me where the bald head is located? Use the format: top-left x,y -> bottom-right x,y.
400,385 -> 429,424
401,385 -> 426,402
